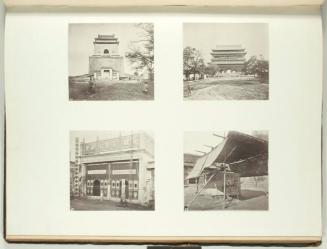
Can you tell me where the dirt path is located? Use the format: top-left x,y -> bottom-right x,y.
188,85 -> 227,100
185,81 -> 269,100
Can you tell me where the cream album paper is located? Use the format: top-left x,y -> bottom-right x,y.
5,8 -> 322,241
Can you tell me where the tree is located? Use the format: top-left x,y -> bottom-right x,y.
204,65 -> 217,76
183,47 -> 205,81
244,55 -> 269,83
126,23 -> 154,80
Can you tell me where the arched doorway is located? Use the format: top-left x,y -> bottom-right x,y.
93,180 -> 100,196
101,68 -> 112,80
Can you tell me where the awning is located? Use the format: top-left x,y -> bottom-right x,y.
186,131 -> 268,179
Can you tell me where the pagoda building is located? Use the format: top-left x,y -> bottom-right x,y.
89,34 -> 124,80
209,45 -> 247,74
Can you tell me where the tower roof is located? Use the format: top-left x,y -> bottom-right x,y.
211,44 -> 245,52
94,34 -> 119,44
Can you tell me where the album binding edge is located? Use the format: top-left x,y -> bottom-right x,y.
2,0 -> 325,8
4,235 -> 322,245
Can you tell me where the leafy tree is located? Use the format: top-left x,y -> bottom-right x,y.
244,55 -> 269,83
126,23 -> 154,80
183,47 -> 205,80
204,65 -> 217,76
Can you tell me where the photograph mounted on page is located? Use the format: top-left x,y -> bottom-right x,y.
69,23 -> 154,101
183,23 -> 269,100
70,131 -> 155,210
184,131 -> 269,211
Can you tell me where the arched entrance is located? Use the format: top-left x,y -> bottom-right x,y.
93,180 -> 100,196
101,68 -> 112,80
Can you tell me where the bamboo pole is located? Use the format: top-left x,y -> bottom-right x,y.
186,172 -> 218,209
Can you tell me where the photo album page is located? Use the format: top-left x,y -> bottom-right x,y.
4,5 -> 323,243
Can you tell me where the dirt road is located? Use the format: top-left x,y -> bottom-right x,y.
185,80 -> 269,100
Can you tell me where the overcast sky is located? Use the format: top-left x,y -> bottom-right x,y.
69,23 -> 147,76
184,23 -> 269,64
184,130 -> 268,156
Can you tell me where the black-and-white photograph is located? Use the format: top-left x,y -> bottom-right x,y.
183,23 -> 269,100
70,131 -> 155,210
184,131 -> 268,210
69,23 -> 154,101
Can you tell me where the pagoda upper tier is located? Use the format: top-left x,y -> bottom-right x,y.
210,45 -> 247,65
94,34 -> 119,44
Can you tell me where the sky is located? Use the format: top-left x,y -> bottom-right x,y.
184,130 -> 268,156
70,130 -> 154,161
69,23 -> 148,76
183,23 -> 269,64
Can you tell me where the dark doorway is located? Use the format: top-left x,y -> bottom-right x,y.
93,180 -> 100,196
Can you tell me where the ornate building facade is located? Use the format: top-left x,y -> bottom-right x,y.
210,45 -> 247,74
75,132 -> 155,207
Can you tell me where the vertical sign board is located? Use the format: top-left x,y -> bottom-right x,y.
73,137 -> 80,196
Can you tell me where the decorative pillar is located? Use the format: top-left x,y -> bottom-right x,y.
73,137 -> 80,197
107,163 -> 111,200
80,163 -> 87,197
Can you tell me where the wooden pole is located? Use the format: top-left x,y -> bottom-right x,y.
213,133 -> 226,139
196,177 -> 199,193
187,172 -> 218,209
223,170 -> 226,209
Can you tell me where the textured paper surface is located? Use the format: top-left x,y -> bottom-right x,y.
5,10 -> 322,239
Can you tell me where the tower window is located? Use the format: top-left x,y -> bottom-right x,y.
104,49 -> 109,54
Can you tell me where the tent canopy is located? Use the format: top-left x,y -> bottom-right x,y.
186,131 -> 268,179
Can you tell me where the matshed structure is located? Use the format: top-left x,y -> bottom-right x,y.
209,45 -> 247,74
89,34 -> 124,81
77,132 -> 154,207
185,131 -> 268,209
184,153 -> 200,185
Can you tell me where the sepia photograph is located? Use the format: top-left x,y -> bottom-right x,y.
70,131 -> 155,210
69,23 -> 154,101
184,130 -> 268,210
183,23 -> 269,100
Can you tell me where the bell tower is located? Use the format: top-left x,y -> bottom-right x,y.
93,34 -> 119,56
89,34 -> 124,80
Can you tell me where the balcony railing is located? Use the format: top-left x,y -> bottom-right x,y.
80,133 -> 153,156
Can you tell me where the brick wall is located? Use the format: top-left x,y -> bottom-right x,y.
89,56 -> 124,74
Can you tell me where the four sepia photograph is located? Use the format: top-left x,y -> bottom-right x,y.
68,23 -> 270,211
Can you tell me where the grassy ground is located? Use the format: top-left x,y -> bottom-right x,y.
184,184 -> 268,210
70,197 -> 153,211
184,79 -> 269,100
69,80 -> 154,101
